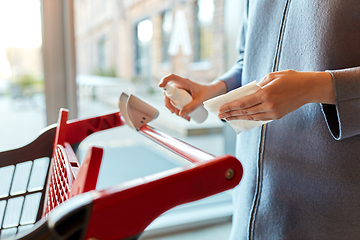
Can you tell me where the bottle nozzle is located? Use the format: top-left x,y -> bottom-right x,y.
163,83 -> 176,95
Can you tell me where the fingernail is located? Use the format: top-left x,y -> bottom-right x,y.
181,113 -> 188,119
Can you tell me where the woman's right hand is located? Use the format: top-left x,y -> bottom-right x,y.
159,74 -> 227,121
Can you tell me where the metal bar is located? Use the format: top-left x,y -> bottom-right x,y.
139,125 -> 214,163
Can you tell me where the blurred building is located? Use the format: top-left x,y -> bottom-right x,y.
6,47 -> 43,78
74,0 -> 226,86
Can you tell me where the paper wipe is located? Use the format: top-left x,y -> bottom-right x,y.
203,81 -> 272,134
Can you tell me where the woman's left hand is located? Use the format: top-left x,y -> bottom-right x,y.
218,70 -> 335,121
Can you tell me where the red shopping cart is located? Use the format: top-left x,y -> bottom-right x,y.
0,94 -> 242,240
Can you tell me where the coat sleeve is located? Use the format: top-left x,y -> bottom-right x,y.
216,1 -> 248,92
322,67 -> 360,140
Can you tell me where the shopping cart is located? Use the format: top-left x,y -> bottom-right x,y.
0,94 -> 243,240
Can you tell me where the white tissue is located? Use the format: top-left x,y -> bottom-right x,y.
203,81 -> 272,134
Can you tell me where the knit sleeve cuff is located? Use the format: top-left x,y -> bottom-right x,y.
321,67 -> 360,140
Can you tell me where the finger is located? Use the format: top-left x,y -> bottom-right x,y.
179,110 -> 191,121
225,112 -> 273,121
172,106 -> 180,116
159,73 -> 189,89
219,103 -> 264,119
219,92 -> 262,114
163,93 -> 179,115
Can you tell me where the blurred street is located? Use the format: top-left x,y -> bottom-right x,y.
0,94 -> 46,151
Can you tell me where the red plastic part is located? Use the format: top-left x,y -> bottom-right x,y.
85,154 -> 242,240
69,146 -> 103,198
65,111 -> 125,145
53,108 -> 68,149
43,109 -> 108,217
43,143 -> 78,216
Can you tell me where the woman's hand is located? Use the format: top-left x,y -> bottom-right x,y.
159,74 -> 226,121
218,70 -> 335,121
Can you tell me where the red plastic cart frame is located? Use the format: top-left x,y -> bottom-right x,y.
0,108 -> 242,240
42,109 -> 105,217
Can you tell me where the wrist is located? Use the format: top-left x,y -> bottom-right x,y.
207,80 -> 227,98
310,71 -> 335,104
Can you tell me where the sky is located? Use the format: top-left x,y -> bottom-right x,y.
0,0 -> 42,78
0,0 -> 42,48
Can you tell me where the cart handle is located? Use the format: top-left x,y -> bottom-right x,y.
140,125 -> 214,163
64,110 -> 216,163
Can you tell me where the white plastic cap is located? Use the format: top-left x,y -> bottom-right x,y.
163,83 -> 176,95
163,83 -> 183,101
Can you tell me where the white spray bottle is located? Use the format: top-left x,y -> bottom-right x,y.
163,83 -> 208,123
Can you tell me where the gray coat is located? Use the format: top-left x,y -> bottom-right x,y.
219,0 -> 360,239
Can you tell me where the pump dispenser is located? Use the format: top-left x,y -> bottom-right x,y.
163,83 -> 208,123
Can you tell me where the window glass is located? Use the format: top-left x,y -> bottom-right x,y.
135,19 -> 153,83
74,0 -> 226,177
0,0 -> 240,237
97,35 -> 106,72
0,0 -> 45,151
194,0 -> 214,62
74,1 -> 230,237
161,10 -> 172,63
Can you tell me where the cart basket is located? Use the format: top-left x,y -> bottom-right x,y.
0,106 -> 242,240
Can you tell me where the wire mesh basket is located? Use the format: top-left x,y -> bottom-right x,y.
0,109 -> 121,238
